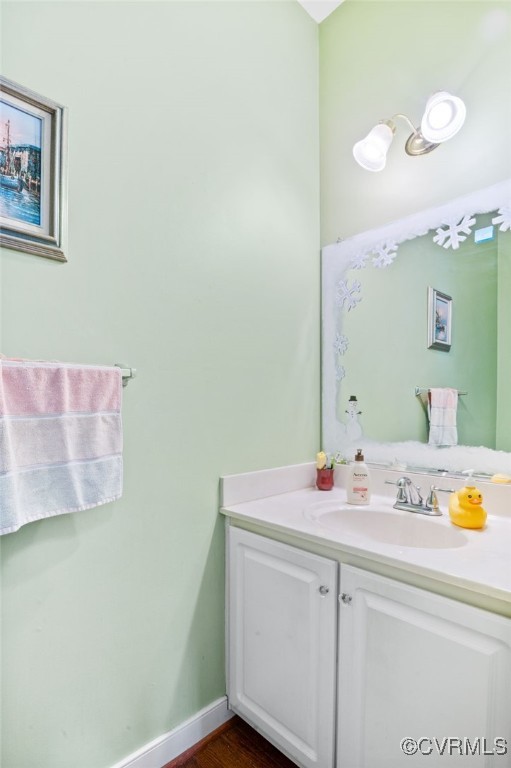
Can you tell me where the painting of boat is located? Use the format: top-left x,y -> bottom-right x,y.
0,109 -> 41,225
1,76 -> 66,261
1,118 -> 32,193
1,173 -> 23,191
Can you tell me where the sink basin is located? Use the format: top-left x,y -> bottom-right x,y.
305,501 -> 468,549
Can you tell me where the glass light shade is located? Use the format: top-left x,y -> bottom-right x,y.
353,122 -> 394,172
420,91 -> 466,143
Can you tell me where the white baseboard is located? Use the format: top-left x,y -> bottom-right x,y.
111,697 -> 234,768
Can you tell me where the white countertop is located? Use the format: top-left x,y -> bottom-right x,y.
220,463 -> 511,607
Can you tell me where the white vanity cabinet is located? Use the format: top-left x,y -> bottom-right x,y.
227,526 -> 338,768
338,565 -> 511,768
227,524 -> 511,768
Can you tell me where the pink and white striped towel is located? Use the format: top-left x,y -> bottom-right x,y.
0,359 -> 123,535
428,387 -> 458,447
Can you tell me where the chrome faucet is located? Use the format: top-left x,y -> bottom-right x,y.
385,477 -> 454,516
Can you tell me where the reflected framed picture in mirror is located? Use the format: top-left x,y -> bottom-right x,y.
428,287 -> 452,351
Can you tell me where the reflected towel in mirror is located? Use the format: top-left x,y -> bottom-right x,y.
428,388 -> 458,446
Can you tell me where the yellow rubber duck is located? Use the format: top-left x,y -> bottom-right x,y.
448,486 -> 487,529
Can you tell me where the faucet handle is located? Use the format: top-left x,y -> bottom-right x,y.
427,485 -> 456,511
385,476 -> 423,505
385,477 -> 408,502
410,483 -> 423,506
427,485 -> 439,512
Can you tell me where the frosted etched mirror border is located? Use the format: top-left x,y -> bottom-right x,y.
322,179 -> 511,477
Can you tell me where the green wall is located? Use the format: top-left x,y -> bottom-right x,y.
320,0 -> 511,244
497,229 -> 511,450
0,3 -> 319,767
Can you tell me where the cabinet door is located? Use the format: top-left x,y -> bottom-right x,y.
338,564 -> 511,767
228,526 -> 338,768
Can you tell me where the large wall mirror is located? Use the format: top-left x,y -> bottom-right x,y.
322,180 -> 511,477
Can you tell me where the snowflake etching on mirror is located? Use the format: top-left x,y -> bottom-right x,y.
492,204 -> 511,232
334,334 -> 349,385
372,241 -> 398,268
433,214 -> 476,250
350,252 -> 369,270
335,279 -> 362,312
334,241 -> 399,390
334,333 -> 349,356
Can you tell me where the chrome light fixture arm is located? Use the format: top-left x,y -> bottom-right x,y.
389,113 -> 439,156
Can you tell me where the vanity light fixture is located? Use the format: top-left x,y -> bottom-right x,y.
353,91 -> 466,172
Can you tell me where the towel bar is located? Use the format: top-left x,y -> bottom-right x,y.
415,386 -> 467,397
115,364 -> 137,387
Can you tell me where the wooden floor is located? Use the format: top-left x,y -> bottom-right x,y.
164,716 -> 297,768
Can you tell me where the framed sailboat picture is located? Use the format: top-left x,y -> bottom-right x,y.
0,77 -> 67,261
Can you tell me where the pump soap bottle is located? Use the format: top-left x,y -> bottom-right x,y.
347,449 -> 371,505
